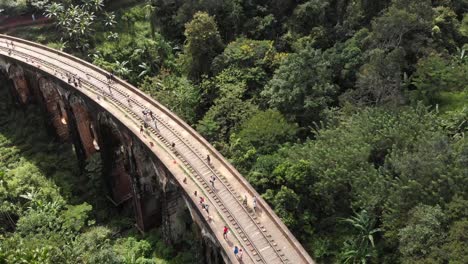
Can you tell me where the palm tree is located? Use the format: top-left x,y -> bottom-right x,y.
340,210 -> 381,264
104,12 -> 116,27
138,62 -> 151,77
44,2 -> 64,18
114,61 -> 131,77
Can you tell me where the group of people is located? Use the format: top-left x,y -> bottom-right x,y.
141,108 -> 158,133
66,73 -> 82,88
209,175 -> 216,188
224,226 -> 244,260
233,245 -> 243,260
5,40 -> 14,56
198,196 -> 210,215
139,108 -> 158,135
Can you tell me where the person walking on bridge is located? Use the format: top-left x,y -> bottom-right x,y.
107,70 -> 114,84
210,175 -> 216,188
234,246 -> 239,258
127,95 -> 132,108
253,196 -> 257,212
223,226 -> 229,239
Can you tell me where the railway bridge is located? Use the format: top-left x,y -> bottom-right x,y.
0,35 -> 314,264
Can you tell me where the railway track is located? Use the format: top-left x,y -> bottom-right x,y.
0,35 -> 314,264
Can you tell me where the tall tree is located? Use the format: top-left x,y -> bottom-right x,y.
182,11 -> 223,82
262,46 -> 337,126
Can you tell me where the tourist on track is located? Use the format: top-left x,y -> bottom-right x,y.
223,226 -> 229,239
107,71 -> 114,84
253,196 -> 257,212
238,248 -> 243,260
210,175 -> 216,188
127,96 -> 132,108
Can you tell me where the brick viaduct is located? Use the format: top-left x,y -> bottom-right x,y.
0,35 -> 314,264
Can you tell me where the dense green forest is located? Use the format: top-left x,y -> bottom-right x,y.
1,0 -> 467,263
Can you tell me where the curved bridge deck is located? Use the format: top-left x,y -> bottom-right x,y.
0,35 -> 314,264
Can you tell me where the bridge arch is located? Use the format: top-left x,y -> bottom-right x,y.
97,113 -> 134,208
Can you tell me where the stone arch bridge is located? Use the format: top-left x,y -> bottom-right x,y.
0,35 -> 314,264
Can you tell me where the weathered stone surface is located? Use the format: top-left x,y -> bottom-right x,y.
7,64 -> 30,105
98,113 -> 134,206
68,94 -> 98,158
37,77 -> 70,141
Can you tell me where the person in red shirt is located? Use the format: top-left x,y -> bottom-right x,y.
223,226 -> 229,239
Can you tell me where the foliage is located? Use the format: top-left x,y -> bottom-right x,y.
44,0 -> 115,51
181,11 -> 223,82
196,79 -> 257,143
344,48 -> 406,106
411,53 -> 468,105
228,109 -> 297,172
140,75 -> 200,124
262,45 -> 337,125
340,210 -> 380,264
398,204 -> 445,263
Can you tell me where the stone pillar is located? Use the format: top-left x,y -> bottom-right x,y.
7,64 -> 30,105
69,95 -> 99,159
37,77 -> 70,141
97,114 -> 133,207
130,140 -> 164,231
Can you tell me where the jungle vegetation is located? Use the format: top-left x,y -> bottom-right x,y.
1,0 -> 468,263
